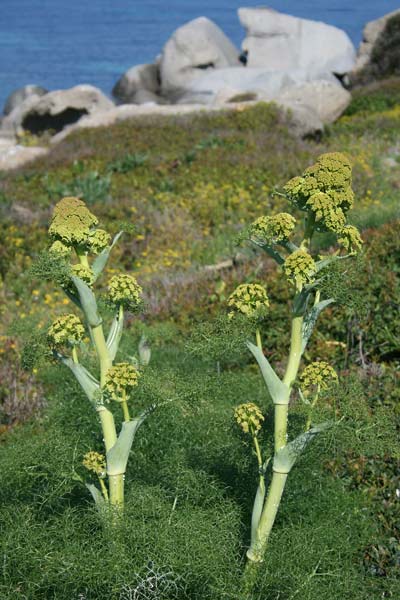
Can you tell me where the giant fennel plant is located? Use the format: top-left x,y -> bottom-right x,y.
45,197 -> 151,510
228,153 -> 363,576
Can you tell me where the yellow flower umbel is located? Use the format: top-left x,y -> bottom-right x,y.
283,249 -> 316,288
228,283 -> 270,320
300,361 -> 338,394
82,451 -> 106,477
235,403 -> 264,435
71,264 -> 95,286
108,274 -> 143,311
47,314 -> 84,362
250,213 -> 296,244
48,197 -> 98,246
86,229 -> 111,254
305,192 -> 346,234
49,240 -> 72,258
104,362 -> 140,422
337,225 -> 363,254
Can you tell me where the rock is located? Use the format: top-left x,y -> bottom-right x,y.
238,7 -> 356,76
175,66 -> 339,105
160,17 -> 241,100
3,85 -> 48,116
352,10 -> 400,82
0,140 -> 48,171
112,63 -> 161,103
279,80 -> 351,124
0,85 -> 114,138
131,89 -> 168,105
280,103 -> 323,138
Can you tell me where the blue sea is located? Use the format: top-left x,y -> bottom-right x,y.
0,1 -> 399,110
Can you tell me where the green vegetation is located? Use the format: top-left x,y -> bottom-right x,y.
0,85 -> 399,599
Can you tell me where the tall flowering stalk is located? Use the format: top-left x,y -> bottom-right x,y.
45,197 -> 152,510
229,153 -> 362,576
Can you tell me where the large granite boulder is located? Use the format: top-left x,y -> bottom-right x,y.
175,66 -> 339,105
3,85 -> 48,116
352,10 -> 400,82
0,84 -> 114,138
112,63 -> 162,104
160,17 -> 241,100
238,7 -> 356,76
278,80 -> 351,124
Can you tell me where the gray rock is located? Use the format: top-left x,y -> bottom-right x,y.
278,80 -> 351,124
280,103 -> 324,138
0,140 -> 48,171
3,84 -> 48,116
175,66 -> 339,106
131,89 -> 168,105
160,16 -> 241,100
0,84 -> 114,138
238,7 -> 356,76
353,9 -> 400,72
112,64 -> 160,103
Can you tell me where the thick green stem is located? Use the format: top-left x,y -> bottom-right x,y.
91,324 -> 112,386
247,471 -> 288,562
256,328 -> 262,351
247,310 -> 304,565
97,407 -> 117,452
121,400 -> 130,423
109,474 -> 124,508
72,346 -> 79,364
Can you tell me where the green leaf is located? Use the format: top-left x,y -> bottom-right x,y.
315,254 -> 350,273
301,298 -> 335,352
85,483 -> 105,507
106,312 -> 124,361
92,231 -> 123,280
61,357 -> 100,405
273,422 -> 333,474
247,341 -> 289,405
106,405 -> 155,476
72,276 -> 102,327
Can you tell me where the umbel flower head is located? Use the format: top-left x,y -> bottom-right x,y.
82,451 -> 106,476
48,197 -> 98,246
283,153 -> 354,218
227,283 -> 270,320
305,192 -> 346,234
283,249 -> 316,287
71,264 -> 95,287
337,225 -> 363,254
250,213 -> 296,244
104,362 -> 140,402
234,403 -> 264,435
300,361 -> 338,394
49,240 -> 72,258
85,229 -> 111,254
108,274 -> 143,310
47,314 -> 85,348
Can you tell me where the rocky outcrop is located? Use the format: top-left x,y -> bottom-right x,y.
238,7 -> 356,76
279,80 -> 351,124
0,85 -> 114,139
351,10 -> 400,83
3,85 -> 48,116
175,67 -> 339,105
160,17 -> 241,100
0,139 -> 47,171
112,63 -> 162,104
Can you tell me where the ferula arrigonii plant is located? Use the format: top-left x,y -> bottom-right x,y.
45,196 -> 152,511
229,153 -> 362,579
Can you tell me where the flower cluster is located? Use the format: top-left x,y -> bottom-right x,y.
49,240 -> 71,258
82,451 -> 106,476
104,362 -> 140,402
48,197 -> 98,246
108,274 -> 143,310
47,314 -> 85,348
71,264 -> 95,286
337,225 -> 363,254
283,153 -> 362,245
86,229 -> 111,254
250,213 -> 296,244
227,283 -> 270,320
300,361 -> 338,393
234,403 -> 264,435
283,249 -> 316,287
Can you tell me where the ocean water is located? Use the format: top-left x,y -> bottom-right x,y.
0,1 -> 399,110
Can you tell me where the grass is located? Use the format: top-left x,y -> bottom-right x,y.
0,80 -> 400,598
